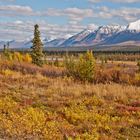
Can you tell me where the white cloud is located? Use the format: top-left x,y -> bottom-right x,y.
0,5 -> 33,17
15,20 -> 23,24
0,4 -> 139,24
87,24 -> 98,30
93,6 -> 140,22
0,5 -> 94,23
42,7 -> 94,22
0,2 -> 139,41
0,20 -> 97,41
0,5 -> 32,13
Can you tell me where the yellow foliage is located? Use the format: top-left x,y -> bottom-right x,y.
65,51 -> 96,82
0,59 -> 140,139
4,52 -> 32,63
23,53 -> 32,63
0,97 -> 47,138
1,69 -> 16,76
13,52 -> 23,62
135,73 -> 140,81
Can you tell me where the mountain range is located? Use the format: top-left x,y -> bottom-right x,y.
1,19 -> 140,51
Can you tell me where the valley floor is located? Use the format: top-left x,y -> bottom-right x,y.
0,71 -> 140,139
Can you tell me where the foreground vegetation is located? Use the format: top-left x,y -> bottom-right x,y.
0,69 -> 140,139
0,50 -> 140,139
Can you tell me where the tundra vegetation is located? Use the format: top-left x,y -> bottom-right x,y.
0,25 -> 140,139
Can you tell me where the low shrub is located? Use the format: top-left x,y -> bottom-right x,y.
65,51 -> 96,82
0,61 -> 65,77
94,67 -> 137,85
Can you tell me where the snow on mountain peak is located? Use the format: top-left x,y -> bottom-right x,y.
73,29 -> 94,40
127,19 -> 140,31
79,29 -> 93,35
97,25 -> 125,34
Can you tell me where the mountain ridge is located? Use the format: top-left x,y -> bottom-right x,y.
0,19 -> 140,50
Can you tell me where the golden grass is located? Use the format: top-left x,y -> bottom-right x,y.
0,54 -> 140,139
0,70 -> 140,139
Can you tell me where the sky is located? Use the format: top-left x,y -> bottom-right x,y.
0,0 -> 140,41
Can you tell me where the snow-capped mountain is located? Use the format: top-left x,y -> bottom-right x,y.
104,30 -> 140,45
103,20 -> 140,45
127,19 -> 140,31
44,38 -> 65,47
79,25 -> 126,45
1,19 -> 140,50
97,25 -> 125,34
60,29 -> 93,47
57,20 -> 140,47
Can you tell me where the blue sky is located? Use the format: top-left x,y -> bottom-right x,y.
0,0 -> 140,41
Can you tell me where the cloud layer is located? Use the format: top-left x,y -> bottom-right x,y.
0,0 -> 140,41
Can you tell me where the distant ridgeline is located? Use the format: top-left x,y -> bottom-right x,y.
0,20 -> 140,52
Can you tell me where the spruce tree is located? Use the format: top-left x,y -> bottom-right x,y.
3,44 -> 6,55
31,24 -> 44,66
3,44 -> 10,58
